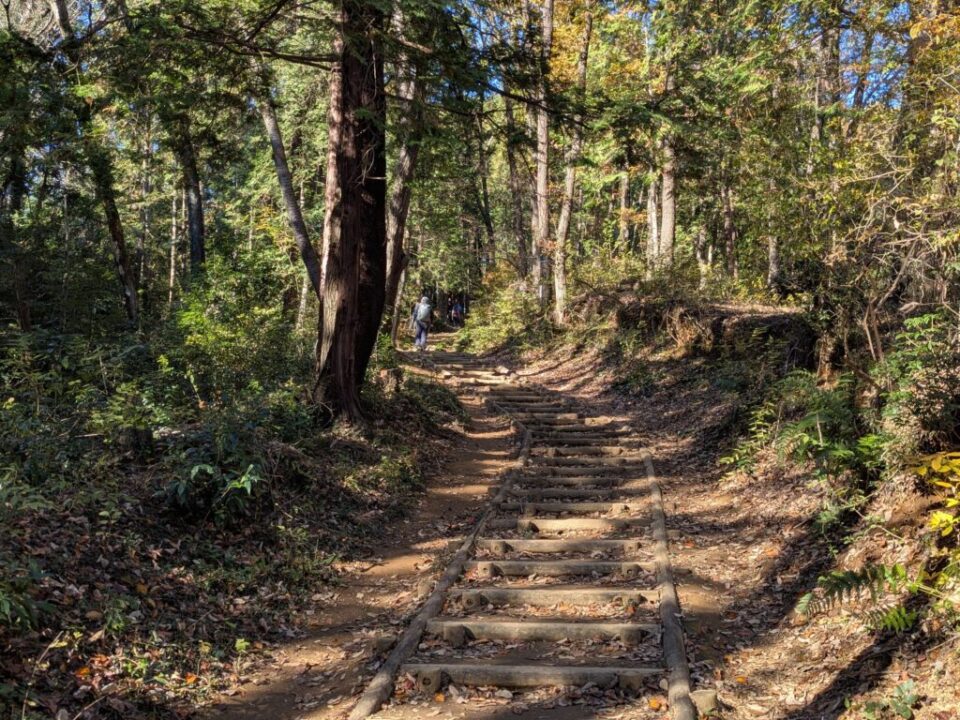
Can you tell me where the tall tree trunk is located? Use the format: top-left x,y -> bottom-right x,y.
531,0 -> 554,304
617,165 -> 629,252
659,127 -> 676,268
255,80 -> 321,295
475,111 -> 496,269
695,221 -> 711,291
315,0 -> 387,419
173,116 -> 205,273
89,149 -> 140,323
554,8 -> 592,324
49,0 -> 138,323
389,265 -> 408,347
384,9 -> 423,316
1,154 -> 31,331
767,235 -> 781,289
721,183 -> 739,280
168,191 -> 178,305
645,171 -> 659,280
503,94 -> 529,276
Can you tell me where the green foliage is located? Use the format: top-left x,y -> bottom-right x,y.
455,267 -> 552,352
0,560 -> 50,630
874,312 -> 960,458
721,370 -> 876,484
798,564 -> 919,633
855,680 -> 920,719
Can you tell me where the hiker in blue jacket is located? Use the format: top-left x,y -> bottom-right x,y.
411,296 -> 433,351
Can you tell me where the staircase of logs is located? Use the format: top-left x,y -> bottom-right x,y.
349,349 -> 696,719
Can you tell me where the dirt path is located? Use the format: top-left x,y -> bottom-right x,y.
202,384 -> 517,720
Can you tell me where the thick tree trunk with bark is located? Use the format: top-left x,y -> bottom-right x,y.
315,1 -> 387,419
553,8 -> 592,324
173,117 -> 206,273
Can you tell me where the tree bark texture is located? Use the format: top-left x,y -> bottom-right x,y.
1,153 -> 32,330
645,171 -> 659,280
315,1 -> 387,419
173,116 -> 206,273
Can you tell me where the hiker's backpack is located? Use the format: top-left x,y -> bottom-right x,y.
415,303 -> 432,322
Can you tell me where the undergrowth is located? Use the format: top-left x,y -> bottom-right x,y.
718,312 -> 960,633
0,265 -> 465,716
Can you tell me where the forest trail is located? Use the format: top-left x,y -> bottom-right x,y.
360,347 -> 701,720
202,370 -> 519,720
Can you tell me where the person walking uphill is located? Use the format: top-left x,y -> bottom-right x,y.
411,296 -> 433,351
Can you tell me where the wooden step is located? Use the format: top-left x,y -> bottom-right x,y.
499,501 -> 647,513
425,618 -> 659,645
508,486 -> 650,499
465,559 -> 654,577
476,537 -> 643,553
403,663 -> 662,692
453,585 -> 659,609
486,516 -> 651,532
514,475 -> 629,486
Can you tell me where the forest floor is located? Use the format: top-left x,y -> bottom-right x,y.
195,328 -> 959,720
506,334 -> 959,720
201,376 -> 519,720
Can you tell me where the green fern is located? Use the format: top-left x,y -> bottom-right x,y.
863,604 -> 918,633
799,563 -> 913,621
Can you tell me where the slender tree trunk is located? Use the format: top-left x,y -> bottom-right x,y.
168,191 -> 178,305
90,150 -> 140,322
316,1 -> 387,419
553,8 -> 592,324
49,0 -> 139,322
721,183 -> 739,280
695,221 -> 711,291
173,116 -> 205,273
255,81 -> 321,295
645,171 -> 659,280
475,111 -> 496,268
384,8 -> 423,317
503,94 -> 529,276
767,235 -> 781,289
1,154 -> 31,331
659,140 -> 676,268
617,166 -> 629,252
531,0 -> 554,304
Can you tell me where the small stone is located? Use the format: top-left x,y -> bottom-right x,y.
495,689 -> 513,700
691,689 -> 719,715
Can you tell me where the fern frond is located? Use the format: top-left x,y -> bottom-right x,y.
863,604 -> 918,633
800,563 -> 909,615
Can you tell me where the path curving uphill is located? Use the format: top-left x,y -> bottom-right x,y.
350,349 -> 697,720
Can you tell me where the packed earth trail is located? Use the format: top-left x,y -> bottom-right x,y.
351,347 -> 701,720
